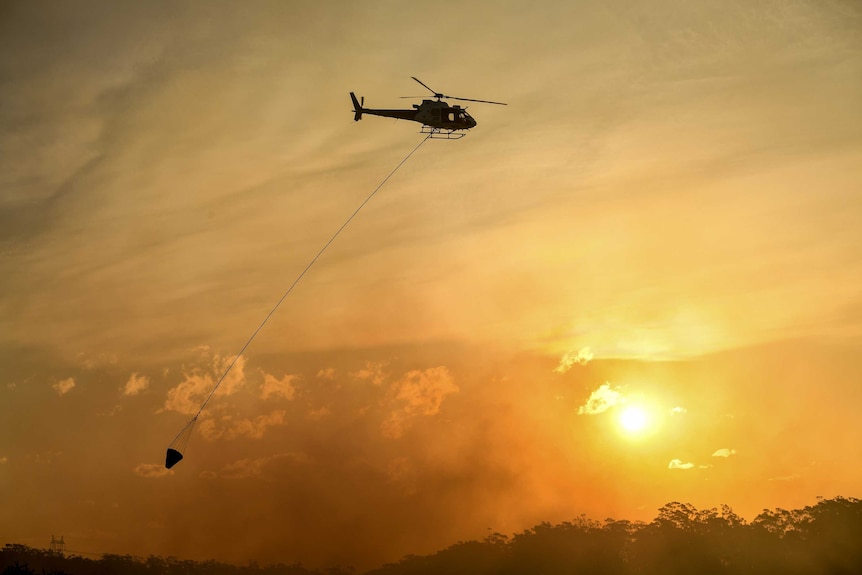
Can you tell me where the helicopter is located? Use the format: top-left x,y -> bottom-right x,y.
350,77 -> 506,139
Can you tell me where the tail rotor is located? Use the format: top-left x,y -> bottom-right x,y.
350,92 -> 364,121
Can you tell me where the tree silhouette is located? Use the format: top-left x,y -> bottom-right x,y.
3,497 -> 862,575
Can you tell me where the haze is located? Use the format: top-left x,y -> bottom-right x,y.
1,0 -> 861,570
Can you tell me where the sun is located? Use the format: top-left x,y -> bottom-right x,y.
618,405 -> 650,435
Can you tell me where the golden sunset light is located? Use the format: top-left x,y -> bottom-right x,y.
2,1 -> 862,573
618,405 -> 649,435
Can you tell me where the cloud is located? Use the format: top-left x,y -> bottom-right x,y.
98,404 -> 123,417
712,448 -> 737,458
670,406 -> 687,415
123,372 -> 150,396
163,372 -> 212,415
382,366 -> 458,439
260,372 -> 298,401
554,347 -> 593,373
162,353 -> 246,415
769,473 -> 800,482
198,410 -> 287,441
577,383 -> 623,415
668,459 -> 695,470
352,361 -> 389,386
133,463 -> 173,478
53,378 -> 75,396
77,352 -> 118,369
317,368 -> 336,380
218,453 -> 309,480
210,353 -> 247,395
307,406 -> 331,421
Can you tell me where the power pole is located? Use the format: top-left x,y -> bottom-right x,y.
50,535 -> 65,555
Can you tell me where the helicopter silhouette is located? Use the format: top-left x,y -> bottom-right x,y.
350,77 -> 506,139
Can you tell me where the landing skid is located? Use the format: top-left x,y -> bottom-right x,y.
421,126 -> 466,140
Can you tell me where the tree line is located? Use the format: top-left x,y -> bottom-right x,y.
4,497 -> 861,575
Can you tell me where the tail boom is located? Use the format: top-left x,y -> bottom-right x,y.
349,92 -> 419,123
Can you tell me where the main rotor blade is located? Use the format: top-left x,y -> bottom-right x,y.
448,96 -> 508,105
411,76 -> 439,96
411,76 -> 507,105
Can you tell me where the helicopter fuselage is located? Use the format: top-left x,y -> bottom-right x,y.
350,93 -> 477,131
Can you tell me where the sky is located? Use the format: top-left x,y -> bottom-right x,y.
1,0 -> 862,569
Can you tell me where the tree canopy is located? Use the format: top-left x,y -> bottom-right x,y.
3,497 -> 861,575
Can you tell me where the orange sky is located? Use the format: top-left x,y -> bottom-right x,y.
1,0 -> 861,570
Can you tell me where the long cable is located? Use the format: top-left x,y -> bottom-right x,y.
169,134 -> 432,447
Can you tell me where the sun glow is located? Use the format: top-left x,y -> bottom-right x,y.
619,405 -> 649,434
